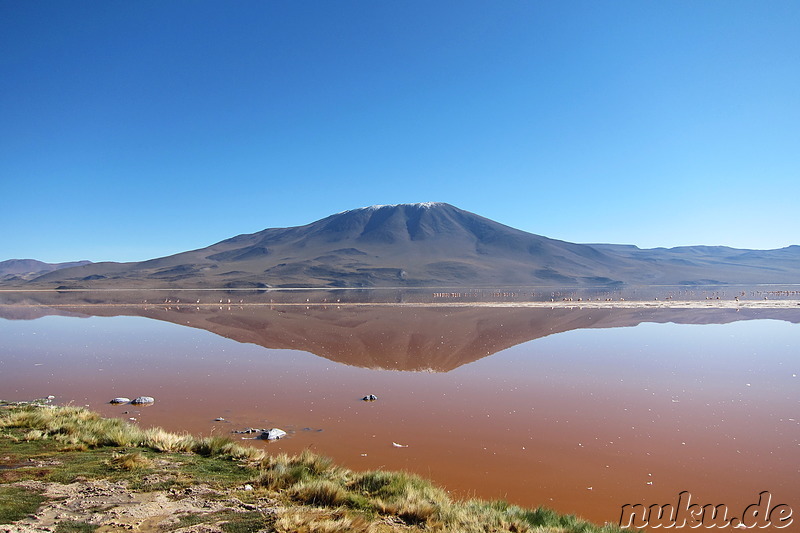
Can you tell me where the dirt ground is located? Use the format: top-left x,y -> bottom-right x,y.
2,478 -> 277,533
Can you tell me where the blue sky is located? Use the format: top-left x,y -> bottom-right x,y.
1,1 -> 798,263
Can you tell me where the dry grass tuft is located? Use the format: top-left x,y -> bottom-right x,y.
140,427 -> 192,452
23,429 -> 46,441
256,449 -> 342,492
290,479 -> 348,507
274,507 -> 375,533
109,452 -> 153,471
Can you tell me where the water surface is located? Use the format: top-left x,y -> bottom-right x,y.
1,290 -> 797,526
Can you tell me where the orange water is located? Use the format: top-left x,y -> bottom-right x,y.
1,303 -> 797,527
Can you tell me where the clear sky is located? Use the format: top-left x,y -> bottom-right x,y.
1,1 -> 798,263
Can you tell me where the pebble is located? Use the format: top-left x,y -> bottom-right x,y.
233,428 -> 263,434
261,428 -> 287,440
131,396 -> 155,405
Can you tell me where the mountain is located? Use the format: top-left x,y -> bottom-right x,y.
5,203 -> 800,288
0,259 -> 92,282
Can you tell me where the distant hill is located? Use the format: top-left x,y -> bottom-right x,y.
0,259 -> 92,282
3,203 -> 799,288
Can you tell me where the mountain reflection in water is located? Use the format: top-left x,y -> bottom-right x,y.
1,292 -> 798,372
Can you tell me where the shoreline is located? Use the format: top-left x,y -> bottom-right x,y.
1,403 -> 624,533
2,299 -> 800,309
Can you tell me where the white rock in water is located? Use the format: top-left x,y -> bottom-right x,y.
261,428 -> 287,440
110,398 -> 131,404
131,396 -> 155,404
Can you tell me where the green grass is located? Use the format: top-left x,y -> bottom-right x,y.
1,403 -> 630,533
176,453 -> 255,487
173,513 -> 209,529
220,511 -> 270,533
170,510 -> 269,533
0,485 -> 46,524
54,521 -> 99,533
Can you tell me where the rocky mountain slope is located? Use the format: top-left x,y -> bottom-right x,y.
5,203 -> 799,288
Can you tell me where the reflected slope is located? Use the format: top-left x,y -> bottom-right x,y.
2,295 -> 798,372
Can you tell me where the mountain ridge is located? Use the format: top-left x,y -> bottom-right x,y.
4,203 -> 799,288
0,259 -> 93,282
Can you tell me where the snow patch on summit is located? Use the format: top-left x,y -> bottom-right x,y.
339,202 -> 445,214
